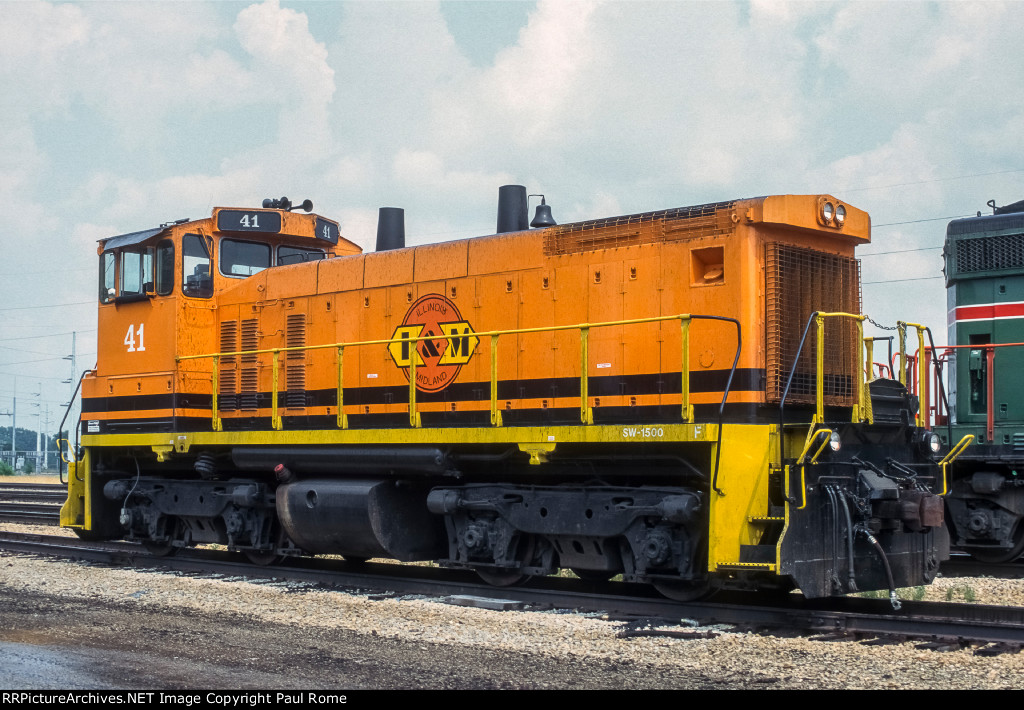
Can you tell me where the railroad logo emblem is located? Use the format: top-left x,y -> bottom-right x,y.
388,294 -> 479,392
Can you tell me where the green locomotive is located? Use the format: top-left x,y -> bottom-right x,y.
941,198 -> 1024,561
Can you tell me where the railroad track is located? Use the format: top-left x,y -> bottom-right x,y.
1,529 -> 1023,652
3,482 -> 1024,588
0,482 -> 64,526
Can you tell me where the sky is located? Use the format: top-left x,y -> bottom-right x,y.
1,0 -> 1023,443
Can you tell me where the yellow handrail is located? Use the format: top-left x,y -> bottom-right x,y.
811,312 -> 867,425
177,312 -> 734,430
898,321 -> 928,426
938,434 -> 974,496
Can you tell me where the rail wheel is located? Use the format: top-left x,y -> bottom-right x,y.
969,525 -> 1024,564
475,536 -> 535,587
244,549 -> 282,566
142,540 -> 177,557
652,578 -> 712,602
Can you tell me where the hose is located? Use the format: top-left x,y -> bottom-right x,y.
858,525 -> 902,611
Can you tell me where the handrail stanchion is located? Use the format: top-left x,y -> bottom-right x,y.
211,355 -> 221,432
490,335 -> 502,427
580,326 -> 593,425
409,345 -> 420,428
680,316 -> 693,422
271,349 -> 282,430
814,314 -> 826,424
336,346 -> 348,429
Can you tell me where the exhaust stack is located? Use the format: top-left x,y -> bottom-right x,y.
375,207 -> 405,251
496,185 -> 528,234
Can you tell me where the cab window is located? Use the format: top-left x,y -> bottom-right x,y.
119,248 -> 153,297
221,239 -> 270,277
155,239 -> 174,296
278,245 -> 326,266
99,252 -> 116,303
183,233 -> 213,298
99,247 -> 153,302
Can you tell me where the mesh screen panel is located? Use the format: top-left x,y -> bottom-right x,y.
544,201 -> 737,255
953,234 -> 1024,274
766,244 -> 861,406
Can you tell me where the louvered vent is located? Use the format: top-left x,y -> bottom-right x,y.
543,201 -> 737,256
954,234 -> 1024,274
766,244 -> 861,406
285,313 -> 307,408
240,318 -> 260,411
218,320 -> 238,410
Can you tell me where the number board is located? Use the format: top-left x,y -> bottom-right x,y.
216,210 -> 283,234
315,217 -> 340,244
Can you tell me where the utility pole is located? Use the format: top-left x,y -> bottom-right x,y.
33,383 -> 41,472
43,404 -> 49,472
0,403 -> 10,468
61,331 -> 78,457
11,377 -> 16,464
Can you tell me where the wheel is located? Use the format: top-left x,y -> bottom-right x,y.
475,567 -> 530,587
969,532 -> 1024,563
244,549 -> 283,566
571,568 -> 615,582
142,540 -> 177,557
653,578 -> 712,602
475,535 -> 535,587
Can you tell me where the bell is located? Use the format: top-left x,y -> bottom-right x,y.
530,196 -> 557,228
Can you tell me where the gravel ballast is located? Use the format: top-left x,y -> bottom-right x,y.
2,519 -> 1024,689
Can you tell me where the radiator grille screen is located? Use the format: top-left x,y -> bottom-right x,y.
766,244 -> 861,406
285,313 -> 307,408
953,234 -> 1024,274
240,319 -> 260,410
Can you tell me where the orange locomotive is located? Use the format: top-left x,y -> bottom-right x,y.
62,188 -> 954,603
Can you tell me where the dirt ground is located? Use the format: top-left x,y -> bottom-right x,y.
0,582 -> 713,690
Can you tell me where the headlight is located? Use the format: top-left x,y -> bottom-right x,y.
929,432 -> 941,454
835,204 -> 846,225
829,431 -> 842,451
822,201 -> 835,223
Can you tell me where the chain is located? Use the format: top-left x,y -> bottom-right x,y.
865,315 -> 900,332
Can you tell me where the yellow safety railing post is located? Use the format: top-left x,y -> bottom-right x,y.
409,344 -> 421,428
901,322 -> 928,426
862,336 -> 874,424
211,355 -> 221,432
490,334 -> 502,427
271,350 -> 282,430
680,316 -> 694,422
336,346 -> 348,429
853,319 -> 865,423
814,314 -> 826,424
580,326 -> 593,425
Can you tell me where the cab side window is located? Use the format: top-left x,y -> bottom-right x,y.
119,248 -> 153,297
183,233 -> 213,298
156,239 -> 174,296
100,252 -> 116,303
99,247 -> 153,302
